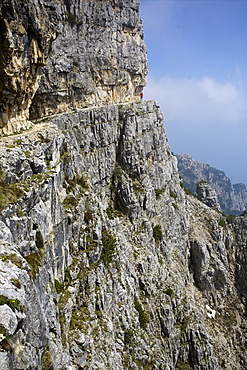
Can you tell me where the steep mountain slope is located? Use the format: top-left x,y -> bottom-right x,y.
0,1 -> 246,370
177,153 -> 247,215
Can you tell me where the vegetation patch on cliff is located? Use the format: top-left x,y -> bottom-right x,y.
155,188 -> 165,199
100,229 -> 117,265
134,296 -> 149,329
0,170 -> 23,211
153,225 -> 163,242
42,345 -> 54,370
0,295 -> 24,312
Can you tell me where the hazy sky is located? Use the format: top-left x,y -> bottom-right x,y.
140,0 -> 247,185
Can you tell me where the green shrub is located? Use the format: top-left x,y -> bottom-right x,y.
58,290 -> 71,311
226,214 -> 236,224
219,217 -> 226,228
153,225 -> 163,241
100,230 -> 116,265
176,315 -> 191,334
76,174 -> 89,190
169,189 -> 177,199
106,207 -> 115,219
84,202 -> 93,223
155,188 -> 165,199
11,279 -> 21,289
70,307 -> 91,331
95,309 -> 102,319
164,288 -> 174,296
134,296 -> 149,329
24,150 -> 31,158
64,174 -> 88,194
106,207 -> 123,219
66,12 -> 77,24
63,195 -> 78,209
36,230 -> 44,249
54,279 -> 64,294
63,176 -> 76,193
133,180 -> 144,194
175,359 -> 190,370
124,328 -> 135,345
0,324 -> 8,337
0,332 -> 12,351
84,235 -> 98,254
17,205 -> 25,217
14,139 -> 22,145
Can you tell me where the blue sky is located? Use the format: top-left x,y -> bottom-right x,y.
140,0 -> 247,185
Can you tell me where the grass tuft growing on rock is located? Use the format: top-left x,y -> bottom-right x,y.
0,170 -> 23,211
169,189 -> 177,199
0,295 -> 24,312
42,345 -> 54,370
0,254 -> 22,268
155,188 -> 165,199
24,252 -> 43,278
134,296 -> 149,329
70,307 -> 91,331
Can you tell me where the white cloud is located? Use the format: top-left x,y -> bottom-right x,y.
144,74 -> 247,126
201,78 -> 236,103
143,73 -> 247,184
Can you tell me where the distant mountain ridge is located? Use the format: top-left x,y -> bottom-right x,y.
176,153 -> 247,215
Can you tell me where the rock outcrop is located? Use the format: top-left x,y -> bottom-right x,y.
196,181 -> 221,212
177,153 -> 247,215
0,1 -> 246,370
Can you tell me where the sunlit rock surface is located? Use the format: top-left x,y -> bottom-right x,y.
0,1 -> 246,369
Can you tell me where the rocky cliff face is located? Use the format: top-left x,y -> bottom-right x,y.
0,0 -> 147,134
30,0 -> 147,120
177,153 -> 247,215
0,1 -> 247,370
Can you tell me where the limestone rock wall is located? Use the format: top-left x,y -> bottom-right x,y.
30,0 -> 148,120
0,0 -> 147,135
0,1 -> 247,369
0,102 -> 246,369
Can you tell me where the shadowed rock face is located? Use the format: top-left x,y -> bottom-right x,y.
0,0 -> 60,134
